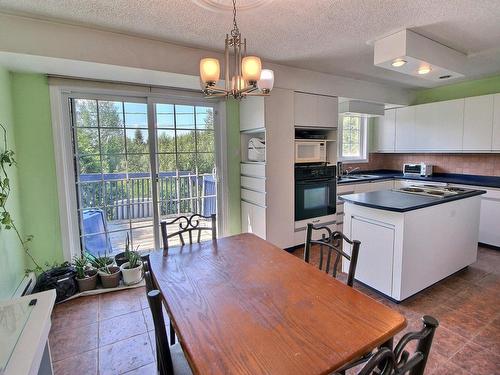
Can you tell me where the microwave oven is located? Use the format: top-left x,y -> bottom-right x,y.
295,140 -> 327,163
403,163 -> 433,177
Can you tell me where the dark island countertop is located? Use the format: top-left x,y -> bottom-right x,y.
339,189 -> 486,213
337,170 -> 500,189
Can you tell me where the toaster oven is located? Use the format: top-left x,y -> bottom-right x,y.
403,163 -> 433,177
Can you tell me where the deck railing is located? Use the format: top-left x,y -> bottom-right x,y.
79,172 -> 216,221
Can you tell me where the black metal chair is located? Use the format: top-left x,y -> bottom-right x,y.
145,271 -> 192,375
143,256 -> 177,347
335,315 -> 439,375
304,223 -> 361,287
161,213 -> 216,251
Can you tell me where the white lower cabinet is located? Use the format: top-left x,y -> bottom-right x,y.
449,184 -> 500,247
479,196 -> 500,247
350,216 -> 395,296
354,180 -> 394,193
241,201 -> 266,240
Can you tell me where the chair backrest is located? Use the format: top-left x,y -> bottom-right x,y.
161,213 -> 216,251
355,315 -> 439,375
304,223 -> 361,287
145,273 -> 175,375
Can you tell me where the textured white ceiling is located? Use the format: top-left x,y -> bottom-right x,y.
0,0 -> 499,88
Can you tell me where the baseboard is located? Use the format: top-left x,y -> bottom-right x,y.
478,242 -> 500,251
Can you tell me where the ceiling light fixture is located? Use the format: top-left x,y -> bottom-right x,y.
199,0 -> 274,99
417,66 -> 432,75
391,59 -> 407,67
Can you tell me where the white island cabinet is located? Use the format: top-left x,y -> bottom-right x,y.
341,192 -> 482,301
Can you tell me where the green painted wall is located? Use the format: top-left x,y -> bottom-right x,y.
225,99 -> 241,235
0,67 -> 26,299
413,74 -> 500,104
10,73 -> 64,269
2,72 -> 240,279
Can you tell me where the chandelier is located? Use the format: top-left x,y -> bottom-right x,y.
199,0 -> 274,99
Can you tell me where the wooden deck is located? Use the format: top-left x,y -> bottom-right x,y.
107,217 -> 214,254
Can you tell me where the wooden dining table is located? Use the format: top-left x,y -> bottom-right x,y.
148,233 -> 406,375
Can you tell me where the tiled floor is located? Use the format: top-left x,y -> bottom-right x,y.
49,246 -> 500,374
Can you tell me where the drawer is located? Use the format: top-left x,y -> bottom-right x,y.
241,163 -> 265,177
240,176 -> 266,192
241,188 -> 266,206
337,185 -> 355,195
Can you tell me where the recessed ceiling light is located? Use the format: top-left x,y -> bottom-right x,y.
417,66 -> 432,75
391,59 -> 407,67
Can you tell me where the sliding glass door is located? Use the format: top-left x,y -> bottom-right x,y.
69,95 -> 217,256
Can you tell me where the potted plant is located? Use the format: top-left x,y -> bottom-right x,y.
97,263 -> 121,288
114,233 -> 131,267
86,252 -> 121,288
86,252 -> 114,269
73,256 -> 98,292
120,250 -> 143,285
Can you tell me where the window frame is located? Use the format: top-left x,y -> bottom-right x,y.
338,115 -> 369,163
50,83 -> 227,261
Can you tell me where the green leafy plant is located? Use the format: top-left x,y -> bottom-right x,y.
125,250 -> 141,269
0,123 -> 41,273
73,256 -> 88,279
85,251 -> 114,272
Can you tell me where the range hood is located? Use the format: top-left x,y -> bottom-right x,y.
339,100 -> 385,117
373,29 -> 466,82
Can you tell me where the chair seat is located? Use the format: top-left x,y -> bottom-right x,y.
171,342 -> 193,375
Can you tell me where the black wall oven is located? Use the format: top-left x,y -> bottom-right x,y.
295,165 -> 336,222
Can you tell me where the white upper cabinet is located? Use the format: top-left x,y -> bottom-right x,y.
374,109 -> 395,152
317,95 -> 339,128
373,94 -> 500,153
395,106 -> 416,151
415,99 -> 464,151
463,95 -> 494,151
294,92 -> 338,128
492,94 -> 500,151
240,96 -> 265,131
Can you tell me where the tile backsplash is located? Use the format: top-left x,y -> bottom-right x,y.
349,153 -> 500,176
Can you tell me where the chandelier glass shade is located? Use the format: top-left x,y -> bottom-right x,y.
199,0 -> 274,99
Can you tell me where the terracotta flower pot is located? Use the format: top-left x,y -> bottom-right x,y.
76,269 -> 98,292
98,266 -> 121,288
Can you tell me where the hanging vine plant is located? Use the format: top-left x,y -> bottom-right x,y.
0,123 -> 42,272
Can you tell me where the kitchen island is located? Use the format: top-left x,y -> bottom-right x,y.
340,187 -> 485,301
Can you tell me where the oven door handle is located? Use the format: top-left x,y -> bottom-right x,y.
296,178 -> 332,185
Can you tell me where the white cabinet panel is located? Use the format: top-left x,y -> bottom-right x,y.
493,94 -> 500,151
240,96 -> 265,131
463,95 -> 494,151
241,201 -> 266,240
294,92 -> 317,127
479,198 -> 500,247
317,95 -> 338,128
240,162 -> 265,177
395,106 -> 416,151
294,92 -> 337,128
374,109 -> 396,152
353,180 -> 394,193
415,99 -> 464,151
240,176 -> 265,192
350,217 -> 395,296
241,188 -> 266,207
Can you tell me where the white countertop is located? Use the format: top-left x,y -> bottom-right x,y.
1,290 -> 56,375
